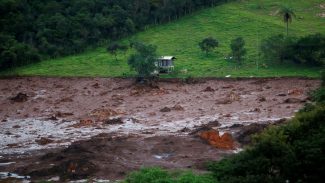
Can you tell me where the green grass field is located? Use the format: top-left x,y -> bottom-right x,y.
1,0 -> 324,78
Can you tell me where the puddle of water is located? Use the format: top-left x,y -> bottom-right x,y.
153,153 -> 172,160
0,172 -> 30,183
0,162 -> 15,166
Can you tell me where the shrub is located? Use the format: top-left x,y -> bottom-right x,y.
260,34 -> 296,64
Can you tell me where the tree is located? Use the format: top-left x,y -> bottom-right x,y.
127,42 -> 158,79
107,42 -> 128,61
276,6 -> 296,36
230,37 -> 246,65
199,37 -> 219,55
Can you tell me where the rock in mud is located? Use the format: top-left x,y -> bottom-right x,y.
172,104 -> 184,111
90,108 -> 121,121
56,112 -> 74,118
215,98 -> 232,105
36,137 -> 54,145
276,93 -> 287,97
105,117 -> 124,125
71,119 -> 94,128
203,86 -> 215,92
92,83 -> 100,89
10,93 -> 28,102
160,107 -> 171,112
199,130 -> 235,150
287,88 -> 303,96
257,96 -> 266,102
284,98 -> 303,104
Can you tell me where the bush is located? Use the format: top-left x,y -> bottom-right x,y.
293,33 -> 325,66
260,34 -> 296,64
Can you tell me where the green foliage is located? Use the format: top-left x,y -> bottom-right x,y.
124,167 -> 215,183
293,33 -> 325,66
199,37 -> 219,55
209,105 -> 325,183
1,0 -> 324,77
260,34 -> 296,63
127,42 -> 158,78
261,33 -> 324,66
230,37 -> 246,65
0,0 -> 230,70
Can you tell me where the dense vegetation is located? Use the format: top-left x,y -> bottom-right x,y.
261,33 -> 325,66
1,0 -> 323,77
0,0 -> 230,70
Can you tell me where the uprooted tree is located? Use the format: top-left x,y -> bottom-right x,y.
127,42 -> 158,80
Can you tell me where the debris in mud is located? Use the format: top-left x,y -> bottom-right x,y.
12,125 -> 21,129
249,108 -> 261,113
56,112 -> 74,118
227,91 -> 240,102
288,88 -> 303,96
36,137 -> 54,146
257,96 -> 266,102
10,93 -> 28,102
284,98 -> 303,104
203,86 -> 215,92
222,85 -> 234,89
6,143 -> 20,148
47,115 -> 58,121
172,104 -> 184,111
215,98 -> 232,105
90,108 -> 122,121
189,120 -> 220,135
92,83 -> 100,89
160,107 -> 171,112
105,117 -> 124,125
58,96 -> 74,103
276,93 -> 287,97
199,130 -> 235,150
71,119 -> 95,128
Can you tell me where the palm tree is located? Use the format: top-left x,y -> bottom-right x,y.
276,6 -> 296,36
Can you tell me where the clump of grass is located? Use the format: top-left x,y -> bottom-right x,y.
124,167 -> 214,183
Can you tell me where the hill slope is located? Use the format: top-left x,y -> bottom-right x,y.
2,0 -> 324,77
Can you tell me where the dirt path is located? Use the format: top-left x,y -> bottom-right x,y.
0,77 -> 320,182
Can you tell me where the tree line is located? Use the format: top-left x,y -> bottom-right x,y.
0,0 -> 230,70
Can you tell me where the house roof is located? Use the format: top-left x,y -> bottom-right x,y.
159,56 -> 176,60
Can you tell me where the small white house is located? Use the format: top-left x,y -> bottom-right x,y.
155,56 -> 176,73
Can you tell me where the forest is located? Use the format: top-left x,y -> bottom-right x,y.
0,0 -> 229,70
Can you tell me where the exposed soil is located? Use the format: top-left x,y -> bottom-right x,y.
0,77 -> 320,182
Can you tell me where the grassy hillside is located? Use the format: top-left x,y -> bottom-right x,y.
1,0 -> 324,78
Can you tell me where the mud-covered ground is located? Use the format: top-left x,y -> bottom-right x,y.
0,77 -> 320,182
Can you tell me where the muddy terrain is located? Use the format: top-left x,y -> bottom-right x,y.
0,77 -> 320,182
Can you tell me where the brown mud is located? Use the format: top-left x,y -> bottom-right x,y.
0,77 -> 320,182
